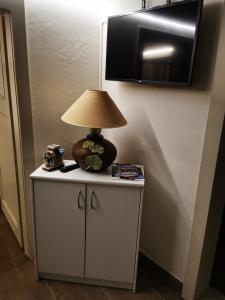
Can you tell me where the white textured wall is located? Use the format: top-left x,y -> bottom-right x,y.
99,0 -> 224,281
183,4 -> 225,298
100,24 -> 210,281
25,0 -> 224,283
25,0 -> 141,163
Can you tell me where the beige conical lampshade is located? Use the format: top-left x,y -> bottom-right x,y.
61,89 -> 127,128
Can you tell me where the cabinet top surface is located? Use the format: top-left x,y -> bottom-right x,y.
30,161 -> 145,188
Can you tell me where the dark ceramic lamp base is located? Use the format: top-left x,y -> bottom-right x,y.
72,128 -> 117,172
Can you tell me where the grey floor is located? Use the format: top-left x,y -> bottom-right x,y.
0,211 -> 183,300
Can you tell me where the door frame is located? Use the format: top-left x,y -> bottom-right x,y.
0,14 -> 23,245
0,1 -> 35,258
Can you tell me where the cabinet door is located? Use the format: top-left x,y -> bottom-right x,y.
85,184 -> 141,284
33,180 -> 85,277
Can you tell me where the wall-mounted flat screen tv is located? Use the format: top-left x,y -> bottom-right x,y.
105,0 -> 203,86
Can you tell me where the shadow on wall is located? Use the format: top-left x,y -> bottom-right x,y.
193,0 -> 224,90
100,0 -> 225,280
106,102 -> 191,278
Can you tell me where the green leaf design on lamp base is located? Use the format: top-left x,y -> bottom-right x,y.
82,140 -> 95,149
85,155 -> 103,171
91,144 -> 104,154
82,140 -> 104,155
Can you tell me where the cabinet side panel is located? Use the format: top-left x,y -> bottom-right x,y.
86,185 -> 140,284
34,180 -> 85,277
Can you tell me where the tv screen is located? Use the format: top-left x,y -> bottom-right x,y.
105,0 -> 203,86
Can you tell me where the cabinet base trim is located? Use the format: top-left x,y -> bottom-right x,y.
38,272 -> 133,290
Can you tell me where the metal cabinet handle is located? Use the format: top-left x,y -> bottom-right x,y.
90,189 -> 95,209
77,190 -> 83,209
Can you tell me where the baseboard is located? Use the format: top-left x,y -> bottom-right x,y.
200,287 -> 225,300
139,251 -> 183,293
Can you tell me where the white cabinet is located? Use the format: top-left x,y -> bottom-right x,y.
85,185 -> 141,284
34,180 -> 85,277
30,162 -> 144,291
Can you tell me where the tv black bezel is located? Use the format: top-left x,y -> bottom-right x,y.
105,0 -> 203,87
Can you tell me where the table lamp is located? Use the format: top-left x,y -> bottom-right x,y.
61,89 -> 127,171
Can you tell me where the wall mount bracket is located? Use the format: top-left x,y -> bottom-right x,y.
141,0 -> 172,9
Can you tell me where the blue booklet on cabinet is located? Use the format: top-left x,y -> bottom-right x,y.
112,163 -> 144,181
